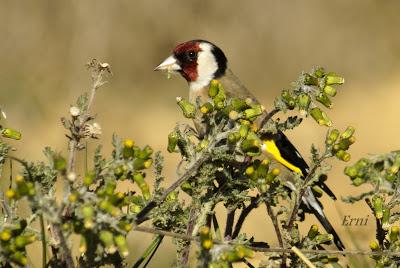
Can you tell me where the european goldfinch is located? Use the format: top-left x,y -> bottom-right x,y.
155,39 -> 344,250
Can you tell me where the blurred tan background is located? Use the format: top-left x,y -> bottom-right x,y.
1,0 -> 400,266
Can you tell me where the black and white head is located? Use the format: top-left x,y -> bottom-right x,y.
155,40 -> 227,91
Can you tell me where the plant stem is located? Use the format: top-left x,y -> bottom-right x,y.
286,156 -> 325,230
39,214 -> 47,268
132,235 -> 164,268
133,226 -> 400,257
224,209 -> 235,238
259,108 -> 280,129
212,214 -> 222,241
182,205 -> 199,267
265,201 -> 286,268
136,154 -> 210,224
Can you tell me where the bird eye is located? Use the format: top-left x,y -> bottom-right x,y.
187,51 -> 197,60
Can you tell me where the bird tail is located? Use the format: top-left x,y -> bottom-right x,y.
304,191 -> 345,250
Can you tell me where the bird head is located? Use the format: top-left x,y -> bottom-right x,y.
155,40 -> 227,90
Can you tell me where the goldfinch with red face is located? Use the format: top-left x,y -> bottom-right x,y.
155,39 -> 344,250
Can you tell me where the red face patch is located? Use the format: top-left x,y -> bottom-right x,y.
173,41 -> 201,82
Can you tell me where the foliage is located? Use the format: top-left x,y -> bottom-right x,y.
0,61 -> 398,268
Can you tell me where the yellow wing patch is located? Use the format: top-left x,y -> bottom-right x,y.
262,140 -> 304,176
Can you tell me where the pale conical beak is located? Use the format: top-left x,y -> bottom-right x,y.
154,55 -> 181,71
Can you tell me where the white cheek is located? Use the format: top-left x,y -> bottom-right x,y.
189,43 -> 218,91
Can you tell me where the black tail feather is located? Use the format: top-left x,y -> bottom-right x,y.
319,182 -> 337,200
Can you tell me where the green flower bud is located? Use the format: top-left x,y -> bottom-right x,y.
281,90 -> 296,110
167,131 -> 179,153
256,159 -> 269,177
245,166 -> 255,180
104,181 -> 116,195
79,235 -> 87,254
239,125 -> 249,138
266,169 -> 280,184
1,128 -> 21,140
344,166 -> 358,178
312,185 -> 323,198
199,226 -> 211,243
316,93 -> 333,108
100,230 -> 116,253
99,199 -> 112,211
83,172 -> 95,186
313,67 -> 325,78
244,105 -> 263,121
68,192 -> 79,202
11,251 -> 27,266
124,139 -> 134,148
5,189 -> 16,200
208,80 -> 220,97
241,139 -> 261,156
231,98 -> 248,111
352,177 -> 364,186
114,235 -> 129,257
369,241 -> 379,251
337,138 -> 352,151
389,226 -> 399,242
213,85 -> 226,106
180,181 -> 193,194
133,172 -> 150,200
144,159 -> 153,169
382,208 -> 390,230
113,166 -> 124,178
228,132 -> 240,144
0,229 -> 11,241
200,102 -> 214,114
81,206 -> 94,228
297,94 -> 311,113
341,126 -> 355,139
176,97 -> 196,118
315,234 -> 333,244
325,73 -> 345,85
53,155 -> 66,171
304,73 -> 318,86
130,204 -> 141,214
372,196 -> 384,219
138,145 -> 153,159
307,224 -> 319,239
326,129 -> 340,145
215,100 -> 225,110
122,146 -> 133,158
15,234 -> 35,249
196,140 -> 209,151
323,85 -> 337,97
201,239 -> 213,250
310,107 -> 332,126
335,150 -> 351,162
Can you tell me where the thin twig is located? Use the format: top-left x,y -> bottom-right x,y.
286,156 -> 325,230
265,201 -> 286,268
133,226 -> 400,257
181,205 -> 199,267
39,214 -> 47,268
259,108 -> 280,129
136,154 -> 210,224
291,246 -> 316,268
212,214 -> 222,241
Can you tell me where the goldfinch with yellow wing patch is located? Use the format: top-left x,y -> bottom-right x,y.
155,39 -> 344,250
